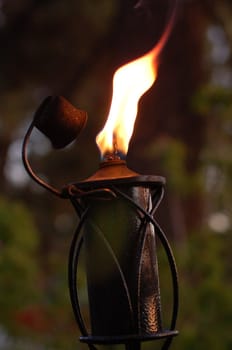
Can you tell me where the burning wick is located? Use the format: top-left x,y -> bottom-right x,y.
104,132 -> 124,162
96,3 -> 176,162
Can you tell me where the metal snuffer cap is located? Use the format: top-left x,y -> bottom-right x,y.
34,95 -> 88,149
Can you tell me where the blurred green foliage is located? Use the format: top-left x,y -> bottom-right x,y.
148,138 -> 202,196
172,233 -> 232,350
0,195 -> 41,347
0,197 -> 39,323
136,231 -> 232,350
191,85 -> 232,245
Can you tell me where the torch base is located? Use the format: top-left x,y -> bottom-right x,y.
80,330 -> 178,345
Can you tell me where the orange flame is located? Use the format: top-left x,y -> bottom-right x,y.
96,50 -> 157,159
96,6 -> 176,159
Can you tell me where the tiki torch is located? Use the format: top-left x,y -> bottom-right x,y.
22,5 -> 178,350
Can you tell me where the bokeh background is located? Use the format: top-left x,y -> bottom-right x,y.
0,0 -> 232,349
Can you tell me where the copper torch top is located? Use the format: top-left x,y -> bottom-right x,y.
77,159 -> 165,188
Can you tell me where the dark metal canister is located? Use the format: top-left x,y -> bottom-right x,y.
80,182 -> 163,337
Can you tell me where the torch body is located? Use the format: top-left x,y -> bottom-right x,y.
81,183 -> 162,338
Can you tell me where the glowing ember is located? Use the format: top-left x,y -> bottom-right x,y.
96,7 -> 176,160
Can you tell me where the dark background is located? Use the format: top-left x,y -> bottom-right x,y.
0,0 -> 231,349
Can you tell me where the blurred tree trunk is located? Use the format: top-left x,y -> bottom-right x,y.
155,1 -> 207,240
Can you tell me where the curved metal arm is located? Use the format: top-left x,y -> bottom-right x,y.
22,100 -> 63,197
